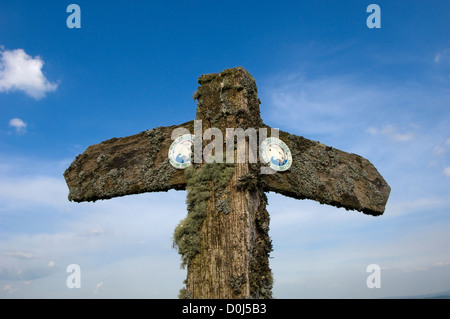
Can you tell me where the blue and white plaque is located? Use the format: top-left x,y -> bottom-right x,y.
260,137 -> 292,171
168,134 -> 195,169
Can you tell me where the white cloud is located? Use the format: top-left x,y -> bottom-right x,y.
434,261 -> 450,267
434,138 -> 450,156
433,145 -> 446,156
0,175 -> 68,210
77,228 -> 106,238
365,126 -> 378,136
2,285 -> 13,294
444,167 -> 450,177
262,74 -> 383,136
434,49 -> 450,64
380,124 -> 415,142
366,124 -> 414,142
387,197 -> 450,217
9,118 -> 27,134
94,281 -> 103,294
0,48 -> 58,99
435,52 -> 441,63
3,251 -> 35,260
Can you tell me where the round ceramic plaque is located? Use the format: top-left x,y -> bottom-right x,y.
260,137 -> 292,171
168,134 -> 194,169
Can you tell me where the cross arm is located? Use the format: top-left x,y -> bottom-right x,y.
64,121 -> 193,202
262,130 -> 391,216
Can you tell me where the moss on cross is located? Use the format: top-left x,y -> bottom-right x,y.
173,162 -> 235,268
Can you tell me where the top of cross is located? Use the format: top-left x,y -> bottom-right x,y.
64,67 -> 390,216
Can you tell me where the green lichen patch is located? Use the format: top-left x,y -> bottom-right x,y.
144,127 -> 165,167
249,195 -> 273,299
215,198 -> 230,215
173,162 -> 235,268
178,287 -> 192,299
229,273 -> 247,296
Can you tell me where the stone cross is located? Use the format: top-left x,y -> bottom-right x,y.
64,67 -> 390,299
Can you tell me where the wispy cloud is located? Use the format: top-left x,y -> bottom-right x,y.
0,262 -> 56,281
261,73 -> 382,136
387,197 -> 450,217
444,167 -> 450,178
94,281 -> 103,294
0,175 -> 68,210
77,228 -> 106,238
433,138 -> 450,156
434,49 -> 450,64
259,71 -> 427,145
366,124 -> 415,142
0,48 -> 58,99
8,118 -> 27,135
3,251 -> 36,260
2,284 -> 13,294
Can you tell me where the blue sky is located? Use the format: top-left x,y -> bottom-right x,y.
0,0 -> 449,298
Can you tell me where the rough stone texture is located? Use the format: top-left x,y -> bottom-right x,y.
262,129 -> 390,216
64,122 -> 193,202
64,66 -> 390,299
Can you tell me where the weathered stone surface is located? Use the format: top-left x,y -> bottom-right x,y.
262,129 -> 390,216
64,122 -> 192,202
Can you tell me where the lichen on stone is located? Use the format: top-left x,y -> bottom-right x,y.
142,158 -> 177,191
178,286 -> 192,299
138,127 -> 180,193
173,162 -> 235,268
249,194 -> 273,299
192,90 -> 201,101
229,273 -> 247,296
86,167 -> 130,201
96,153 -> 110,167
144,127 -> 165,167
216,198 -> 230,215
